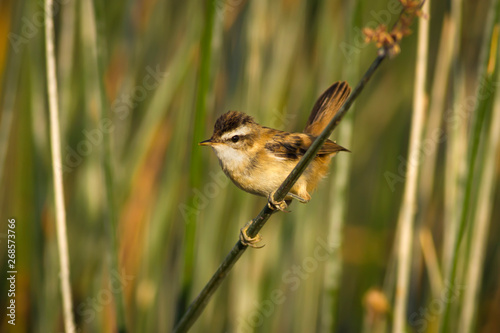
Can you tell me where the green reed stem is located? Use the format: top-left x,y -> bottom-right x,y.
440,0 -> 499,331
177,0 -> 218,322
90,0 -> 127,331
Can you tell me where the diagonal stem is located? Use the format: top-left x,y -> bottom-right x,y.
245,55 -> 386,238
173,53 -> 386,333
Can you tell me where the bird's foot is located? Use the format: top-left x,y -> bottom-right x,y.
267,191 -> 290,212
239,221 -> 264,248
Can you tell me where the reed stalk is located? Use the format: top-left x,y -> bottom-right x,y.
320,1 -> 361,331
440,0 -> 500,331
45,0 -> 76,331
459,26 -> 500,332
88,0 -> 128,331
177,0 -> 218,321
392,1 -> 429,331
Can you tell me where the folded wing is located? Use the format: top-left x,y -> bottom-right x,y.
265,132 -> 349,160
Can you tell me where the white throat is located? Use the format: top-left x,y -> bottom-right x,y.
211,145 -> 251,173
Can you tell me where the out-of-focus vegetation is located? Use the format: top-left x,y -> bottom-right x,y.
1,0 -> 499,332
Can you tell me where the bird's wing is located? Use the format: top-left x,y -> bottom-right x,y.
265,132 -> 349,160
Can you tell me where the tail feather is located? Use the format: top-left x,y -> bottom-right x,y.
303,81 -> 351,136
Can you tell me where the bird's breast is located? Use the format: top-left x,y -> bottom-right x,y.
211,145 -> 290,197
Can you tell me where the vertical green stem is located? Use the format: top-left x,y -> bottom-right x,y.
440,1 -> 500,331
178,0 -> 217,319
89,0 -> 127,331
443,0 -> 464,280
459,26 -> 500,332
320,1 -> 362,332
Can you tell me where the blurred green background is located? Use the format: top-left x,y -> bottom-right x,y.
1,0 -> 499,332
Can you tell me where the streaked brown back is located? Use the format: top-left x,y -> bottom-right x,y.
303,81 -> 351,136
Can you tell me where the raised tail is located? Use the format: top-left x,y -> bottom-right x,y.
303,81 -> 351,136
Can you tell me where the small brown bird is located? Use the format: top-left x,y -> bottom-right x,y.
200,81 -> 351,246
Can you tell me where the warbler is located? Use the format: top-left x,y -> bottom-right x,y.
200,81 -> 351,246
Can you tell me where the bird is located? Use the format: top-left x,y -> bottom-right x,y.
199,81 -> 351,247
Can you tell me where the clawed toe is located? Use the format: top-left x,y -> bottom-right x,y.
267,190 -> 310,211
286,192 -> 310,203
267,191 -> 290,212
239,221 -> 265,248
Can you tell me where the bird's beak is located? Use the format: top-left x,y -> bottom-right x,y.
199,139 -> 213,146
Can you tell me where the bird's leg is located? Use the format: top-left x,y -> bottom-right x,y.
239,220 -> 264,248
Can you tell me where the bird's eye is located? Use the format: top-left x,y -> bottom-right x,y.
231,135 -> 240,143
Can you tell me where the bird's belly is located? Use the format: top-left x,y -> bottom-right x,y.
223,160 -> 296,197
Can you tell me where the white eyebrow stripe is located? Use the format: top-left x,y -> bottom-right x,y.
220,127 -> 252,141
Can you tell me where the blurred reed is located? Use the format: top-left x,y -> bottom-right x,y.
87,0 -> 127,331
44,0 -> 76,331
1,1 -> 500,333
393,1 -> 429,332
320,1 -> 361,332
459,27 -> 500,332
441,0 -> 500,331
